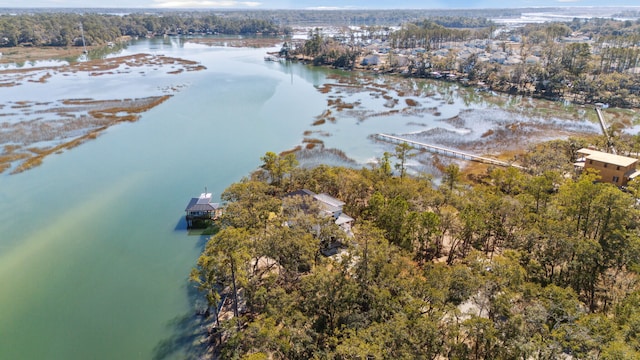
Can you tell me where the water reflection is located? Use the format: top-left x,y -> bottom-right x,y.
0,38 -> 614,360
0,58 -> 69,69
267,57 -> 327,86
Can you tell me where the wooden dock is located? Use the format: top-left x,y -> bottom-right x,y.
595,106 -> 617,155
375,133 -> 525,169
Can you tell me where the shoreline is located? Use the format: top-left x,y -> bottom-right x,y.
0,36 -> 132,65
0,46 -> 88,65
284,52 -> 640,112
0,52 -> 205,174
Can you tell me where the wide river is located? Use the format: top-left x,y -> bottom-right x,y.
0,37 -> 600,359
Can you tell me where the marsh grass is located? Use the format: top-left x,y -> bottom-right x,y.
302,138 -> 324,150
29,73 -> 52,83
11,128 -> 104,174
0,54 -> 206,88
280,145 -> 303,157
318,84 -> 332,94
481,129 -> 495,138
1,95 -> 172,174
0,152 -> 29,164
308,72 -> 605,177
405,98 -> 419,106
313,109 -> 336,125
295,147 -> 358,168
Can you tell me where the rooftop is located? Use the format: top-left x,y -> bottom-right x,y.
185,192 -> 220,212
577,148 -> 639,168
314,193 -> 345,208
196,192 -> 212,205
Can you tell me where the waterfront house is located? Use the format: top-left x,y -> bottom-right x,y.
313,192 -> 355,233
284,189 -> 354,234
284,189 -> 354,256
185,191 -> 222,228
575,148 -> 640,186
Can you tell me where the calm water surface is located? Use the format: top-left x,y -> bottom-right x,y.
0,38 -> 597,359
0,39 -> 329,359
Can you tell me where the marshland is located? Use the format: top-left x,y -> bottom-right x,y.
0,33 -> 636,359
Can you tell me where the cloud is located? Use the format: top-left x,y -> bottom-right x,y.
153,0 -> 261,7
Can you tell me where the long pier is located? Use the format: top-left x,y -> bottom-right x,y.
595,106 -> 617,155
375,133 -> 525,169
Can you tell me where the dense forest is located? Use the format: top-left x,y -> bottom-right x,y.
295,17 -> 640,108
0,9 -> 503,48
219,10 -> 500,27
0,7 -> 513,47
191,141 -> 640,359
0,12 -> 286,47
0,8 -> 563,26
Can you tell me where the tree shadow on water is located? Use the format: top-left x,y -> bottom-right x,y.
152,286 -> 218,360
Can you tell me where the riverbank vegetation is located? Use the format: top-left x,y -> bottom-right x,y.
192,144 -> 640,359
292,17 -> 640,108
0,12 -> 287,49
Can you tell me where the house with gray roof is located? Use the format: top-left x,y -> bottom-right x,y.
185,191 -> 222,228
284,189 -> 354,234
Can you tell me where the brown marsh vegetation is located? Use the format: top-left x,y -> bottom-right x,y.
302,137 -> 324,150
1,95 -> 171,174
0,54 -> 204,174
0,46 -> 88,65
298,69 -> 607,172
0,54 -> 205,89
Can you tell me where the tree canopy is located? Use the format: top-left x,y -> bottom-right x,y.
0,12 -> 286,47
191,145 -> 640,359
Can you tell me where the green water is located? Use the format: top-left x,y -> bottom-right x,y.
0,38 -> 599,359
0,41 -> 327,359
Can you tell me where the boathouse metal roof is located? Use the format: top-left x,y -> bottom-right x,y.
185,193 -> 220,212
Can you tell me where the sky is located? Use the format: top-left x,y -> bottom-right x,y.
1,0 -> 639,9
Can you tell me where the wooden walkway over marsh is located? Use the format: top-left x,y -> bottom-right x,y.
376,133 -> 525,169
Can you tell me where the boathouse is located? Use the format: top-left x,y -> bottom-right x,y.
185,192 -> 221,228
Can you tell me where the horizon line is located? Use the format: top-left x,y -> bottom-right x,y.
1,5 -> 640,10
